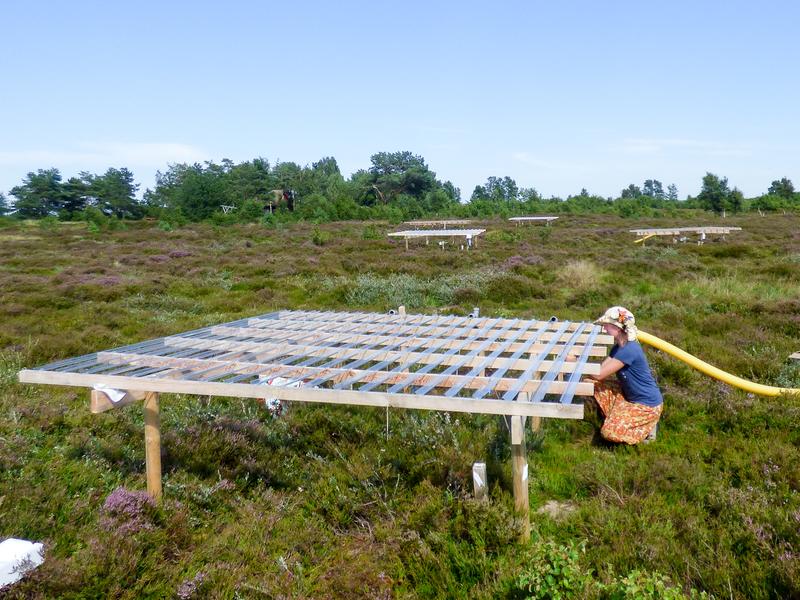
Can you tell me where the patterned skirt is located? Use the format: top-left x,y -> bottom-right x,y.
593,380 -> 662,445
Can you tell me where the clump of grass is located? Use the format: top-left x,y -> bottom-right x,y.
312,227 -> 331,246
557,259 -> 603,290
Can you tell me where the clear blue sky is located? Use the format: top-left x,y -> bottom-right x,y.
1,1 -> 798,200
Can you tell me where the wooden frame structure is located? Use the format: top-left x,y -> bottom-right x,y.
509,216 -> 559,226
404,219 -> 474,229
631,226 -> 742,245
388,229 -> 486,250
19,310 -> 612,538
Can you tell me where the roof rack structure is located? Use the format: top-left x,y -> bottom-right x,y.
388,228 -> 486,250
18,309 -> 613,537
630,226 -> 742,245
508,216 -> 559,226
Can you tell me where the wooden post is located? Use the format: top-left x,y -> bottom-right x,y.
143,392 -> 162,502
511,415 -> 530,540
472,462 -> 488,501
398,305 -> 406,317
511,391 -> 530,540
404,237 -> 409,251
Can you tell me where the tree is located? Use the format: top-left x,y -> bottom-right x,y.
667,184 -> 678,201
0,192 -> 10,216
642,179 -> 665,199
61,176 -> 90,215
697,172 -> 732,215
620,184 -> 642,199
471,176 -> 519,202
768,177 -> 794,199
729,188 -> 744,213
91,168 -> 141,218
368,151 -> 437,202
225,158 -> 275,205
10,168 -> 64,218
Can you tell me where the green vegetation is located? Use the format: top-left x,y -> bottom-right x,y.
3,153 -> 800,225
1,213 -> 799,598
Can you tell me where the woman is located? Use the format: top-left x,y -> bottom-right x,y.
588,306 -> 662,444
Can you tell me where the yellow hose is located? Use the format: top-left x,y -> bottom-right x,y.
634,233 -> 656,244
637,330 -> 799,397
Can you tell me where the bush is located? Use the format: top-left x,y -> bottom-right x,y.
312,226 -> 332,246
516,540 -> 593,599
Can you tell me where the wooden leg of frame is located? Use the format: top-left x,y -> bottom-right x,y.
511,415 -> 530,541
143,392 -> 162,502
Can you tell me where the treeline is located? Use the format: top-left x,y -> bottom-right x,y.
1,151 -> 798,225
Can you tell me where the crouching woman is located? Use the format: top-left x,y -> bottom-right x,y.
588,306 -> 662,444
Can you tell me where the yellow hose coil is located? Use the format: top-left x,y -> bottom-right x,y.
637,330 -> 799,397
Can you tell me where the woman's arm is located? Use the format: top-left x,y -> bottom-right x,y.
588,357 -> 625,382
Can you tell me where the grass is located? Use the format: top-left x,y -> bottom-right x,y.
1,213 -> 799,598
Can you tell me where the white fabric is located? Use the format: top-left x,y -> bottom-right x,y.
0,538 -> 44,587
92,383 -> 126,403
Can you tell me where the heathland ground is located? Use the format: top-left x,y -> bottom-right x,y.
1,213 -> 799,598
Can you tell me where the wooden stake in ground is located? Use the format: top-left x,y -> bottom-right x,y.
143,392 -> 162,501
472,462 -> 488,501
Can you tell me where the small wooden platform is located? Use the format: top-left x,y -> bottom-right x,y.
18,309 -> 613,527
630,226 -> 742,245
19,310 -> 610,418
404,219 -> 474,228
509,216 -> 559,226
388,229 -> 486,250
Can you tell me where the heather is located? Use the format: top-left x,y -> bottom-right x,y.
1,213 -> 799,598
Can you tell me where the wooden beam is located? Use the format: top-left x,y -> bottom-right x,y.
90,389 -> 146,413
511,392 -> 530,541
143,392 -> 162,502
18,369 -> 585,419
790,352 -> 800,361
94,351 -> 596,398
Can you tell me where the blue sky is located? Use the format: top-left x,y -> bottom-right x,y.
1,1 -> 798,200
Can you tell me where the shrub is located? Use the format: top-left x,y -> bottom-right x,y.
362,225 -> 381,240
515,540 -> 593,599
312,226 -> 332,246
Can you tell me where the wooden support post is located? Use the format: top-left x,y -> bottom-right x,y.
511,415 -> 530,540
404,237 -> 409,251
511,391 -> 530,541
143,392 -> 162,502
398,305 -> 406,317
472,462 -> 488,501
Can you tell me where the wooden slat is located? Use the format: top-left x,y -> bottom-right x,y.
210,323 -> 613,354
91,351 -> 595,397
18,369 -> 585,419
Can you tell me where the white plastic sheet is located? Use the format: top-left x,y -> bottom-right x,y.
0,538 -> 44,587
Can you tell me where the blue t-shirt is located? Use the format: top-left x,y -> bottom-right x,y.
609,341 -> 663,407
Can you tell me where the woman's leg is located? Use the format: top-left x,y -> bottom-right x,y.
601,402 -> 663,445
593,379 -> 624,417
